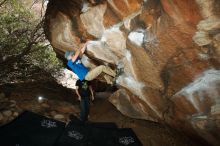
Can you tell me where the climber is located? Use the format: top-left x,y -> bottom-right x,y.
64,41 -> 117,84
75,79 -> 94,122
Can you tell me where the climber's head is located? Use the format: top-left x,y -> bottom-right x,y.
64,51 -> 74,60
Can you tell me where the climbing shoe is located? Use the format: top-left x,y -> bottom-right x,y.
112,67 -> 124,86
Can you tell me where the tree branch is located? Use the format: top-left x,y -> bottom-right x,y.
0,11 -> 46,68
0,0 -> 7,7
0,42 -> 34,65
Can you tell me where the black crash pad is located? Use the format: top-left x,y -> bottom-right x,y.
0,111 -> 66,146
115,128 -> 143,146
55,116 -> 142,146
0,112 -> 142,146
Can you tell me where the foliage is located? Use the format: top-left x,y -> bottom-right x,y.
0,0 -> 63,84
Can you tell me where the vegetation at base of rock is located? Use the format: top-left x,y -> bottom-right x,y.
0,0 -> 63,84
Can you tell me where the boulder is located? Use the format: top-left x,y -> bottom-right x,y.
44,0 -> 220,145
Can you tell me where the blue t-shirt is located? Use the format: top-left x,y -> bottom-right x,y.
67,57 -> 89,81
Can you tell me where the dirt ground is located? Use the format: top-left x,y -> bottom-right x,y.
90,98 -> 200,146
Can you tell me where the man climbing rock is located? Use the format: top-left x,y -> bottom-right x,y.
75,79 -> 94,122
64,41 -> 117,84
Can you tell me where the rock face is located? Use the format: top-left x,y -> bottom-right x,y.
44,0 -> 220,145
